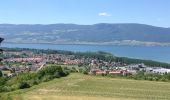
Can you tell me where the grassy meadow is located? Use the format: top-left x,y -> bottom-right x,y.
1,73 -> 170,100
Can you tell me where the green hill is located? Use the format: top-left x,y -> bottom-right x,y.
2,73 -> 170,100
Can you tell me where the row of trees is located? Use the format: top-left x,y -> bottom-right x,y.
0,65 -> 70,92
104,71 -> 170,82
126,72 -> 170,82
115,57 -> 170,68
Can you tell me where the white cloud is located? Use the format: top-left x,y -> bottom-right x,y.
98,12 -> 111,16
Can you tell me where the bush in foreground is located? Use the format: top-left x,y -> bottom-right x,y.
18,81 -> 30,89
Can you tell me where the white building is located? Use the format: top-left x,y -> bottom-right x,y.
152,68 -> 170,74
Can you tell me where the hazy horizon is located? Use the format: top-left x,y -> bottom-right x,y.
0,23 -> 169,28
0,0 -> 170,27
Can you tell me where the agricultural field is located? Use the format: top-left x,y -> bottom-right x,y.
1,73 -> 170,100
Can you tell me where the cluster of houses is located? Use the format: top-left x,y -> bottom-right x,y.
0,51 -> 84,77
0,50 -> 47,77
4,57 -> 42,62
1,50 -> 170,78
0,57 -> 45,77
89,60 -> 170,76
46,54 -> 84,65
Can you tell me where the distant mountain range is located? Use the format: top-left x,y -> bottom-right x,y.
0,23 -> 170,46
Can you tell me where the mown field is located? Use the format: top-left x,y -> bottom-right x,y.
1,73 -> 170,100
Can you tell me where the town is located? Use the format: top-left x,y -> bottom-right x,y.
1,48 -> 170,78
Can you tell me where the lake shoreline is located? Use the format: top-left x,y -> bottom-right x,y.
1,42 -> 170,63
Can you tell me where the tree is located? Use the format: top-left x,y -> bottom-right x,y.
37,65 -> 65,78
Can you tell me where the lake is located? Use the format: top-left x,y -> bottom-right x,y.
1,43 -> 170,63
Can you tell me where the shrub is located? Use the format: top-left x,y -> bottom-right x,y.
32,79 -> 40,85
1,86 -> 13,92
0,71 -> 2,77
63,70 -> 70,76
18,81 -> 30,89
83,70 -> 88,75
41,75 -> 54,82
0,77 -> 7,86
53,72 -> 61,78
71,67 -> 78,73
38,65 -> 64,78
27,79 -> 40,86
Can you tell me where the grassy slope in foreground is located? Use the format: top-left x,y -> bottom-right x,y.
2,73 -> 170,100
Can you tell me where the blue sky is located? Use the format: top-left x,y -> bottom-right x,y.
0,0 -> 170,27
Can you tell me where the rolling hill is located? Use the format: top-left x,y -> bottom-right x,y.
2,73 -> 170,100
